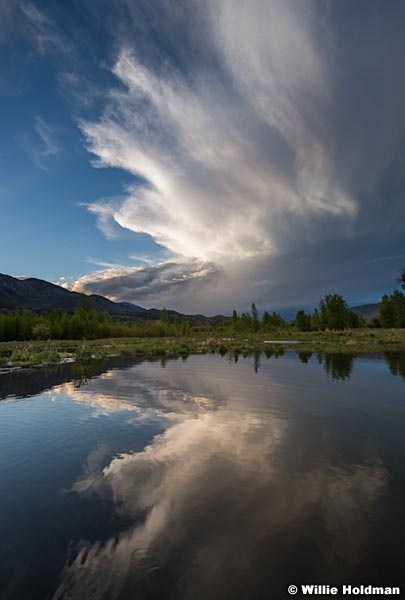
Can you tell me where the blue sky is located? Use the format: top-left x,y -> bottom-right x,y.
0,1 -> 164,282
1,1 -> 405,314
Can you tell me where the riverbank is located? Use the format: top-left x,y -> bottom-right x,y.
1,328 -> 405,370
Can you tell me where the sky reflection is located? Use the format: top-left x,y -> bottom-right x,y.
51,354 -> 399,600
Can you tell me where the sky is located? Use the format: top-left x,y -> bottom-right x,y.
1,0 -> 405,315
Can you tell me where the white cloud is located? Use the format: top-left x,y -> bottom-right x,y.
19,1 -> 69,55
73,0 -> 405,311
0,0 -> 14,43
34,116 -> 60,157
20,116 -> 61,169
81,33 -> 356,265
70,259 -> 222,307
53,358 -> 387,599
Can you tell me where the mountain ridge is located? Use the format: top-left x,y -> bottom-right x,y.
0,272 -> 381,323
0,273 -> 227,324
350,303 -> 380,321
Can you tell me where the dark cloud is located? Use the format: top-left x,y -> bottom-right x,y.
72,260 -> 223,308
13,0 -> 403,312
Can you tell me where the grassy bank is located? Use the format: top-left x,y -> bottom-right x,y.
1,328 -> 405,369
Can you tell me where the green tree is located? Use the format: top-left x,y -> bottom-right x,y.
391,290 -> 405,327
317,293 -> 350,330
379,291 -> 405,328
161,308 -> 169,326
240,312 -> 252,331
262,311 -> 285,330
251,302 -> 259,332
295,310 -> 312,332
311,308 -> 321,330
75,296 -> 96,320
32,323 -> 50,340
181,314 -> 191,335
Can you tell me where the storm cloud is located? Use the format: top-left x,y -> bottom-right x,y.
73,0 -> 405,312
71,260 -> 222,306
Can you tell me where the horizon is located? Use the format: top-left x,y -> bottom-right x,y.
1,1 -> 405,313
0,270 -> 382,320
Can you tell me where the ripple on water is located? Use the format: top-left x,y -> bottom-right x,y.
0,352 -> 405,600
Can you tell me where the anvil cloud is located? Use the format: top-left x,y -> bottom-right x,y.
71,0 -> 405,312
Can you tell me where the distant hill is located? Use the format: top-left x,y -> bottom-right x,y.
0,273 -> 226,324
0,273 -> 134,315
351,303 -> 380,321
116,301 -> 147,313
2,272 -> 379,325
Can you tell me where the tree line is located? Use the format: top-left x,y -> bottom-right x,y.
226,294 -> 364,334
1,270 -> 405,342
294,294 -> 365,331
379,269 -> 405,327
294,269 -> 405,331
229,304 -> 286,333
0,297 -> 194,342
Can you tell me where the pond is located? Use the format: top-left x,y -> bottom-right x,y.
1,351 -> 405,600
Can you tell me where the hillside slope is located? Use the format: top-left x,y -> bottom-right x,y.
0,273 -> 226,324
0,273 -> 136,315
350,303 -> 380,321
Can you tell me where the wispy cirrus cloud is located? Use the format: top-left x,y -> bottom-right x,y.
18,1 -> 69,55
34,116 -> 60,157
20,116 -> 61,170
0,1 -> 69,54
70,1 -> 405,311
81,34 -> 355,264
0,0 -> 14,43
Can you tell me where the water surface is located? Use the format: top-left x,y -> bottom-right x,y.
1,352 -> 405,599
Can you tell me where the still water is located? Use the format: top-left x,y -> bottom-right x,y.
1,352 -> 405,600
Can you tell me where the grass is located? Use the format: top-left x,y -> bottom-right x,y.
0,328 -> 405,369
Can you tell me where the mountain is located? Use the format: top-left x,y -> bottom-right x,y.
117,301 -> 147,313
0,273 -> 131,315
351,303 -> 380,321
0,273 -> 226,324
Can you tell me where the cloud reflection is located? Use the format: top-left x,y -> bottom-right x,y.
52,364 -> 223,417
53,359 -> 387,600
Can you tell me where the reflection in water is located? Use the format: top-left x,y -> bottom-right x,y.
58,363 -> 225,417
1,352 -> 405,600
0,357 -> 133,400
264,346 -> 285,360
319,352 -> 355,382
229,349 -> 405,383
228,349 -> 354,381
3,351 -> 405,404
51,355 -> 400,600
385,351 -> 405,381
298,351 -> 313,364
253,350 -> 261,373
54,411 -> 386,600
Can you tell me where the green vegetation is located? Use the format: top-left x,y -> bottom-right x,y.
378,269 -> 405,328
230,303 -> 286,333
380,291 -> 405,328
1,328 -> 405,370
295,310 -> 312,332
0,297 -> 197,342
1,272 -> 405,369
295,293 -> 365,331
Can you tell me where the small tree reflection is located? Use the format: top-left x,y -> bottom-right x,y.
298,351 -> 313,364
320,353 -> 354,382
384,352 -> 405,381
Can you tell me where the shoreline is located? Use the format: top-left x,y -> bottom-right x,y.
1,329 -> 405,372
